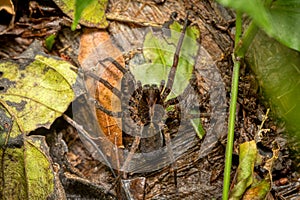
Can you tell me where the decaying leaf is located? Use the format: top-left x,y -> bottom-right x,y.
230,141 -> 257,200
0,139 -> 55,199
53,0 -> 108,29
0,53 -> 77,133
242,179 -> 270,200
0,105 -> 55,199
230,140 -> 279,199
263,142 -> 280,177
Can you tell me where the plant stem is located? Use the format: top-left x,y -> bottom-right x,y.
222,1 -> 273,199
234,11 -> 242,48
222,58 -> 241,200
222,11 -> 242,200
235,21 -> 258,57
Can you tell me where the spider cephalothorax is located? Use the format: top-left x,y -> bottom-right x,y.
123,79 -> 182,152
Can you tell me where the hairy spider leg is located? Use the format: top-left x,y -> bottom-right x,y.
159,14 -> 190,194
121,126 -> 143,172
88,57 -> 135,118
161,12 -> 190,101
121,73 -> 145,133
161,122 -> 178,193
93,98 -> 122,118
159,80 -> 166,93
93,57 -> 149,197
85,70 -> 122,98
98,57 -> 128,74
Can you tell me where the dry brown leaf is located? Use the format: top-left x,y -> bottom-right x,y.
78,29 -> 124,147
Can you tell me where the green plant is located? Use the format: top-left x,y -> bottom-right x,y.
216,0 -> 300,199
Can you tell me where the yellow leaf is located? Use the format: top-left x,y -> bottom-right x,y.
0,54 -> 77,133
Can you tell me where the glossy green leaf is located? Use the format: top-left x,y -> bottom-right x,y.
246,31 -> 300,135
229,141 -> 257,200
217,0 -> 300,51
217,0 -> 271,30
0,54 -> 77,133
129,21 -> 200,99
268,0 -> 300,51
53,0 -> 108,30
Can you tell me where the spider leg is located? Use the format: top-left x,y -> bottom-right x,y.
161,123 -> 178,194
121,128 -> 142,172
92,98 -> 123,118
98,57 -> 127,74
161,13 -> 190,101
82,56 -> 128,118
159,80 -> 165,93
165,96 -> 180,107
85,70 -> 122,98
165,94 -> 211,120
164,82 -> 191,108
88,56 -> 136,118
120,75 -> 140,133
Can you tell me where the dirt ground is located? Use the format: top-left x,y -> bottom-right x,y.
0,0 -> 299,199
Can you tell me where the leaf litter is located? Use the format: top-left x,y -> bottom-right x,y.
0,0 -> 299,199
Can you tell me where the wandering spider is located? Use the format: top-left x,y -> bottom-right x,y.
74,12 -> 206,197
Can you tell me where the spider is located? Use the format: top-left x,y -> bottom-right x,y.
83,12 -> 202,195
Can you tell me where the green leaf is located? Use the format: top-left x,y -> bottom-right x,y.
190,118 -> 205,139
0,139 -> 55,199
24,137 -> 55,199
216,0 -> 300,51
72,0 -> 95,30
129,21 -> 200,99
53,0 -> 108,30
229,141 -> 257,200
45,34 -> 56,51
0,54 -> 77,133
269,0 -> 300,51
0,105 -> 55,199
246,31 -> 300,135
217,0 -> 271,31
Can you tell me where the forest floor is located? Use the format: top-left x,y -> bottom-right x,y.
0,0 -> 299,199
